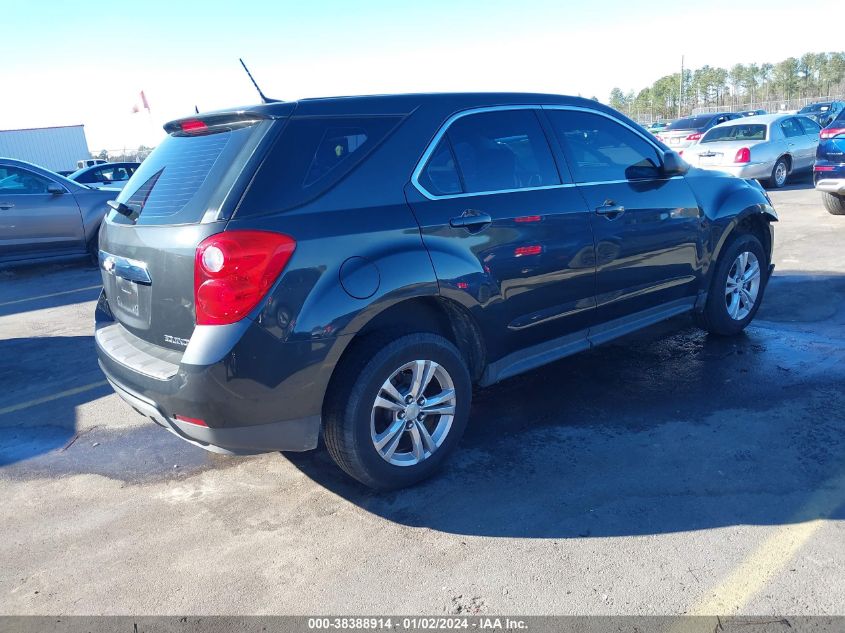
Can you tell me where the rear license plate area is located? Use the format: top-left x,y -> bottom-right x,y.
115,277 -> 140,317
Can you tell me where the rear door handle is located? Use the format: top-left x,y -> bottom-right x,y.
0,202 -> 14,210
450,210 -> 492,232
595,201 -> 625,219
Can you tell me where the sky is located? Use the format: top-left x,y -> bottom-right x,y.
1,0 -> 839,151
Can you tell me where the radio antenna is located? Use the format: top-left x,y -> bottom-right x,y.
239,58 -> 278,103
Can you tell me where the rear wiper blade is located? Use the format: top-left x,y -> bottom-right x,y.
107,200 -> 139,222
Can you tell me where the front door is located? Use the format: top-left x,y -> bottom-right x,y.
0,165 -> 85,261
543,108 -> 705,336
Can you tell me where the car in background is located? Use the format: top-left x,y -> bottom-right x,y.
683,114 -> 820,188
740,109 -> 766,117
69,162 -> 140,190
657,112 -> 744,151
798,101 -> 845,128
814,110 -> 845,215
646,121 -> 671,134
0,158 -> 116,265
77,158 -> 108,169
94,93 -> 777,489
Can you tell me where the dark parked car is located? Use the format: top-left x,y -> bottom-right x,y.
95,93 -> 777,489
798,101 -> 845,128
0,158 -> 116,265
814,110 -> 845,215
656,112 -> 744,151
739,109 -> 767,117
69,161 -> 140,190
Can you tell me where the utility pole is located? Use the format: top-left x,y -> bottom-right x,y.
678,55 -> 684,118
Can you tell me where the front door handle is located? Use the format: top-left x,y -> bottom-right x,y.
595,201 -> 625,219
450,210 -> 492,233
0,202 -> 14,210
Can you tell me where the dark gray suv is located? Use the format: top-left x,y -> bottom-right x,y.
95,93 -> 777,489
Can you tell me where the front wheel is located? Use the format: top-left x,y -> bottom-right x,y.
821,192 -> 845,216
323,332 -> 472,489
695,233 -> 768,336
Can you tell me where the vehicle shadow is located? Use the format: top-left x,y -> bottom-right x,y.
0,335 -> 109,466
777,172 -> 815,191
0,261 -> 102,318
287,272 -> 845,538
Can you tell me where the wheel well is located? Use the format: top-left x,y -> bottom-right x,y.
779,154 -> 792,172
333,297 -> 486,387
733,213 -> 772,264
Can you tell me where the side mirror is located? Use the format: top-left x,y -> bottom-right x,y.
47,183 -> 66,195
662,150 -> 689,176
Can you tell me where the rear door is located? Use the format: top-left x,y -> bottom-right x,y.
0,164 -> 84,261
406,108 -> 596,359
97,116 -> 278,350
543,107 -> 704,335
781,117 -> 813,169
797,116 -> 821,167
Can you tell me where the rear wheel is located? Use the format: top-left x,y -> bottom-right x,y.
766,158 -> 789,189
86,231 -> 100,264
695,233 -> 767,336
821,192 -> 845,216
323,332 -> 472,489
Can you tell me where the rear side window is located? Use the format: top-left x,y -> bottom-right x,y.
111,122 -> 269,226
780,118 -> 804,139
441,109 -> 560,194
546,109 -> 661,183
237,115 -> 404,215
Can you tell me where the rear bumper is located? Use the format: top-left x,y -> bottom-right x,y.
104,373 -> 320,454
814,178 -> 845,195
94,292 -> 339,454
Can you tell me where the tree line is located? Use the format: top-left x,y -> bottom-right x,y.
609,52 -> 845,121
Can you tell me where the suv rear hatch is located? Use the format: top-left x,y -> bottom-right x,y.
98,105 -> 293,352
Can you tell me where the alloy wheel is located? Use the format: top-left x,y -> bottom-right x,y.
370,360 -> 456,466
725,251 -> 761,321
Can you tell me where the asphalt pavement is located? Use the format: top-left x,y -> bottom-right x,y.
1,176 -> 843,616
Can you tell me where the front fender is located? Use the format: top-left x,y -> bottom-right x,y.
684,170 -> 776,284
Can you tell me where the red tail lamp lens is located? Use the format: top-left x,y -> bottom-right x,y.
194,230 -> 296,326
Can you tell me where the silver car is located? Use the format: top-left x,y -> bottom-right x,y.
0,158 -> 117,265
658,112 -> 744,151
68,161 -> 140,190
682,114 -> 821,188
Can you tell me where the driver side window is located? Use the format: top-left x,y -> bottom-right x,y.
546,110 -> 662,183
0,166 -> 53,194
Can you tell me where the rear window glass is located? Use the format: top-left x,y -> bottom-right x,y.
109,123 -> 268,226
701,124 -> 767,143
665,115 -> 714,131
237,115 -> 404,216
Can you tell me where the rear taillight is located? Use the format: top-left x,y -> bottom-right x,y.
734,147 -> 751,163
820,127 -> 845,139
194,230 -> 296,326
814,165 -> 835,171
686,132 -> 703,141
175,414 -> 207,427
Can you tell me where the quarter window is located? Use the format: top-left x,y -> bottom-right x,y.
418,139 -> 462,196
546,110 -> 662,183
443,109 -> 560,194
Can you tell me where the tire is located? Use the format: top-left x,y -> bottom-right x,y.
695,233 -> 768,336
86,230 -> 100,264
822,192 -> 845,216
323,332 -> 472,490
766,158 -> 789,189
